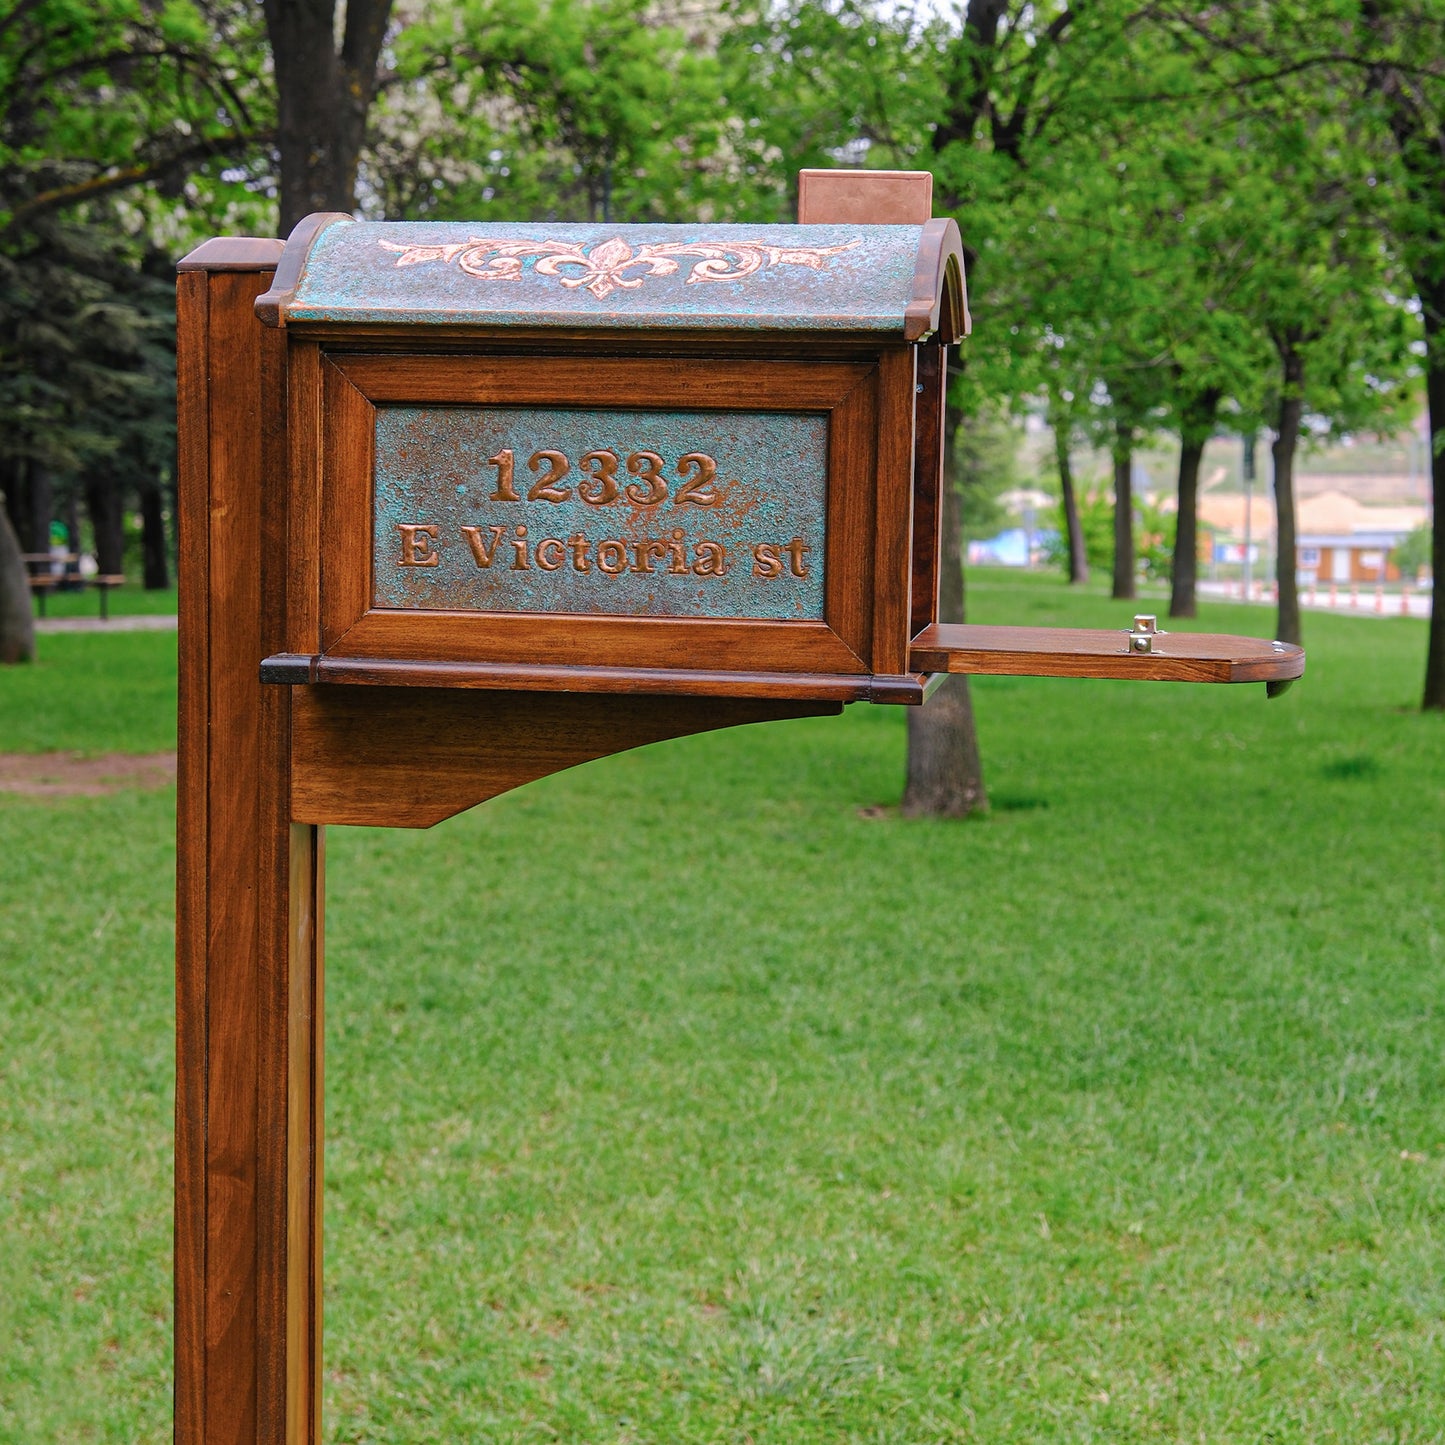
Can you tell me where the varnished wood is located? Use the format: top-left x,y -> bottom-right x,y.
286,342 -> 324,652
825,373 -> 877,664
293,325 -> 900,357
909,623 -> 1307,684
178,261 -> 325,1445
334,611 -> 866,675
318,353 -> 875,677
290,686 -> 841,827
870,348 -> 916,674
909,346 -> 946,638
203,271 -> 267,1443
174,268 -> 210,1445
330,352 -> 871,408
320,359 -> 371,652
259,652 -> 926,704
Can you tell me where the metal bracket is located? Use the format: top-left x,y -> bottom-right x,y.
1128,614 -> 1159,654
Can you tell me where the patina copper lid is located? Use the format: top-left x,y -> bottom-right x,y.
255,214 -> 968,342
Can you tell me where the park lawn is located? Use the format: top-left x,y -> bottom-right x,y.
1,575 -> 1442,1443
0,630 -> 176,754
29,584 -> 179,621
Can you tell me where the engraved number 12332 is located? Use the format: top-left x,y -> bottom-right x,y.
485,448 -> 723,507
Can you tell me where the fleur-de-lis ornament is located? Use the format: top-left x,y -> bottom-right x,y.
379,235 -> 860,300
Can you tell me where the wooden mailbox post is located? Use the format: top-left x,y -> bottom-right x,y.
174,170 -> 1302,1444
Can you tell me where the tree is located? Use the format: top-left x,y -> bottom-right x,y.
915,0 -> 1116,816
1357,0 -> 1445,705
1049,392 -> 1089,583
387,0 -> 751,224
1146,0 -> 1445,704
262,0 -> 394,233
902,391 -> 987,816
0,0 -> 270,242
0,503 -> 31,661
1393,522 -> 1432,580
0,0 -> 272,660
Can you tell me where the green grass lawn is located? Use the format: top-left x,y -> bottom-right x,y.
0,630 -> 176,753
30,583 -> 179,621
2,575 -> 1442,1442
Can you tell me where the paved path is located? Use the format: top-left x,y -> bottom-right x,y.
34,614 -> 178,634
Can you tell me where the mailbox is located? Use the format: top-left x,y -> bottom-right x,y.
172,171 -> 1303,1445
249,205 -> 1301,703
251,211 -> 967,702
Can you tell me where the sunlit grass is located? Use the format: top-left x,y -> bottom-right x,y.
1,574 -> 1441,1441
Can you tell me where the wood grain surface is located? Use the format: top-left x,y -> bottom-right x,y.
290,686 -> 841,827
909,623 -> 1306,684
177,260 -> 325,1445
317,352 -> 878,677
909,345 -> 946,638
174,267 -> 210,1445
260,653 -> 926,704
870,347 -> 916,674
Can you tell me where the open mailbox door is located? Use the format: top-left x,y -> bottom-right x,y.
242,174 -> 1299,705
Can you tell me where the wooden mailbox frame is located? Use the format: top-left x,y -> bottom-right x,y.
174,174 -> 1302,1445
315,353 -> 895,676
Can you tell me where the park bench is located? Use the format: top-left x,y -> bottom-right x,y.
21,552 -> 77,617
21,553 -> 126,618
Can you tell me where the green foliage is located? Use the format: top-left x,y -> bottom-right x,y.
1392,523 -> 1433,581
380,0 -> 763,224
0,0 -> 272,243
0,218 -> 175,478
1136,494 -> 1177,584
1044,485 -> 1114,576
953,400 -> 1020,542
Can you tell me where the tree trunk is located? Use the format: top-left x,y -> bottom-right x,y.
1,456 -> 28,547
1111,420 -> 1135,600
1170,388 -> 1222,620
85,474 -> 126,578
1272,348 -> 1305,652
1170,437 -> 1204,618
1421,283 -> 1445,710
262,0 -> 395,234
28,460 -> 52,556
1054,414 -> 1087,584
1357,2 -> 1445,706
0,505 -> 35,663
902,395 -> 987,818
140,482 -> 169,589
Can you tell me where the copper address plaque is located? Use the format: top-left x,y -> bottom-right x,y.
374,405 -> 829,620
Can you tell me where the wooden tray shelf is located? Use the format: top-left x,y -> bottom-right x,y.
908,623 -> 1305,685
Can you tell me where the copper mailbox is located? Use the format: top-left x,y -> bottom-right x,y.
252,213 -> 968,703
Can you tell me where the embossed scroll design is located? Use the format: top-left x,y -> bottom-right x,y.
378,235 -> 861,301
